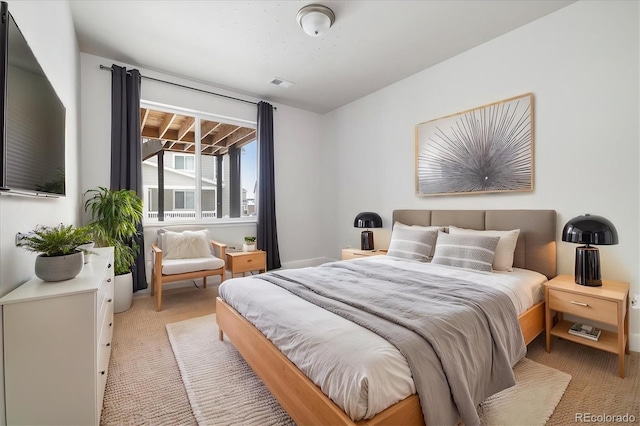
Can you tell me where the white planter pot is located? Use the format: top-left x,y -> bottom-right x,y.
243,243 -> 256,252
35,251 -> 84,282
114,272 -> 133,313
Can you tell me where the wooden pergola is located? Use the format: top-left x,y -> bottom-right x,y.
140,108 -> 256,160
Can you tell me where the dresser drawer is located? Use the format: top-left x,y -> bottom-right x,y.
97,300 -> 113,389
231,253 -> 265,272
97,334 -> 111,410
97,262 -> 114,321
548,289 -> 618,325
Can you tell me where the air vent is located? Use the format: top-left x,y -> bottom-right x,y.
270,77 -> 295,88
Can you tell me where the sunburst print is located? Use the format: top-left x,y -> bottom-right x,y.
416,94 -> 533,196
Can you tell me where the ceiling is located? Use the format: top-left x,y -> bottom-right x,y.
69,1 -> 575,114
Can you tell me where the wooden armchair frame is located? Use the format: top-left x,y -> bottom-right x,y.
151,239 -> 226,311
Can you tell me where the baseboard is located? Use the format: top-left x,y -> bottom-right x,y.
630,333 -> 640,352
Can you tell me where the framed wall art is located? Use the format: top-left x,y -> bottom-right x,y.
415,93 -> 534,196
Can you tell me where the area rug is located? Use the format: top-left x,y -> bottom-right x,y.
167,314 -> 571,426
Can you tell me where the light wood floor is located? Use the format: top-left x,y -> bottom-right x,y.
101,285 -> 639,425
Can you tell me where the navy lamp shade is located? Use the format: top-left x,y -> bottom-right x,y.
561,214 -> 618,286
354,212 -> 383,250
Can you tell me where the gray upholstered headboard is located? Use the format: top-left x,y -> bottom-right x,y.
392,209 -> 557,279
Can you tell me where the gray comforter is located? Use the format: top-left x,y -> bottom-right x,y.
257,260 -> 526,426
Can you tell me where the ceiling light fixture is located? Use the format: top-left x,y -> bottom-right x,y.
296,4 -> 335,37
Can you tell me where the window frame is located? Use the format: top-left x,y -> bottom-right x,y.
140,100 -> 258,226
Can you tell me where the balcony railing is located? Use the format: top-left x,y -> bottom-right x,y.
146,210 -> 217,219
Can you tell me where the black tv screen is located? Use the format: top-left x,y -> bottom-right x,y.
0,1 -> 66,197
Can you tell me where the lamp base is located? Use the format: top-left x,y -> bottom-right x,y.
360,230 -> 374,251
575,246 -> 602,286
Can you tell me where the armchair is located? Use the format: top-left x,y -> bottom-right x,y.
150,228 -> 226,311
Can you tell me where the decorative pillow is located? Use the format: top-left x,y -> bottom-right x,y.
386,222 -> 440,262
431,232 -> 499,272
162,230 -> 213,259
448,226 -> 520,271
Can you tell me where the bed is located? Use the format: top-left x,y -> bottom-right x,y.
216,209 -> 557,425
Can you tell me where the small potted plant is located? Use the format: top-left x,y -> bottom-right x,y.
243,236 -> 257,252
20,224 -> 94,282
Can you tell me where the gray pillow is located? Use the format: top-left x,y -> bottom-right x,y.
431,232 -> 500,272
387,227 -> 438,262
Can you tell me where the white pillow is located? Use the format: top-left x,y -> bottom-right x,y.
163,230 -> 213,259
431,232 -> 499,273
386,222 -> 442,261
448,226 -> 520,271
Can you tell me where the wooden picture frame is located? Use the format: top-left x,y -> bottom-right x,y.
415,93 -> 534,196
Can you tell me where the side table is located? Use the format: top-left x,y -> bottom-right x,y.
226,250 -> 266,278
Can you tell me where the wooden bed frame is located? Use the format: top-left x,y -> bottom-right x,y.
217,209 -> 557,426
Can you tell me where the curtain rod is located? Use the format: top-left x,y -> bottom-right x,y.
99,64 -> 275,109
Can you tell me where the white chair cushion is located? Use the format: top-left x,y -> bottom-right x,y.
161,256 -> 225,275
162,229 -> 212,259
157,227 -> 208,250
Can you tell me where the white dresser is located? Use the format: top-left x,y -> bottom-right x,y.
0,247 -> 115,425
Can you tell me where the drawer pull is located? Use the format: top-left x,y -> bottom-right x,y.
100,371 -> 105,375
107,298 -> 113,303
108,263 -> 112,268
571,301 -> 589,307
247,259 -> 252,263
106,343 -> 111,347
109,322 -> 113,327
107,278 -> 112,283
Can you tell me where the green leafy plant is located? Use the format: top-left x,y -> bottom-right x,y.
244,236 -> 257,243
84,187 -> 143,276
21,224 -> 93,257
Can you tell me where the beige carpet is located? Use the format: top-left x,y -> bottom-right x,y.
167,314 -> 570,426
100,286 -> 639,425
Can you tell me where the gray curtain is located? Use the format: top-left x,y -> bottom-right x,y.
111,64 -> 147,291
256,101 -> 281,270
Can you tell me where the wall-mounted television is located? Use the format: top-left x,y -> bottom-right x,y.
0,1 -> 66,197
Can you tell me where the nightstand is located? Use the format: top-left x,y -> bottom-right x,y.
544,274 -> 629,378
341,248 -> 387,260
226,250 -> 266,278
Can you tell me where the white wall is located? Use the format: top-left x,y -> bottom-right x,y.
326,0 -> 640,348
79,53 -> 329,281
0,1 -> 80,423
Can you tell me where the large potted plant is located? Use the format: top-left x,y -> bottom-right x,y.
21,224 -> 93,282
84,187 -> 143,313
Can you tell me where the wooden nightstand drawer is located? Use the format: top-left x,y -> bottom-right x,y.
226,250 -> 266,277
233,253 -> 263,271
548,289 -> 618,325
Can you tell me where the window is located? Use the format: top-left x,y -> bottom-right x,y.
174,155 -> 195,171
141,103 -> 257,223
174,190 -> 195,210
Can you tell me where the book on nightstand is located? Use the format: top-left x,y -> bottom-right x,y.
568,323 -> 601,341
